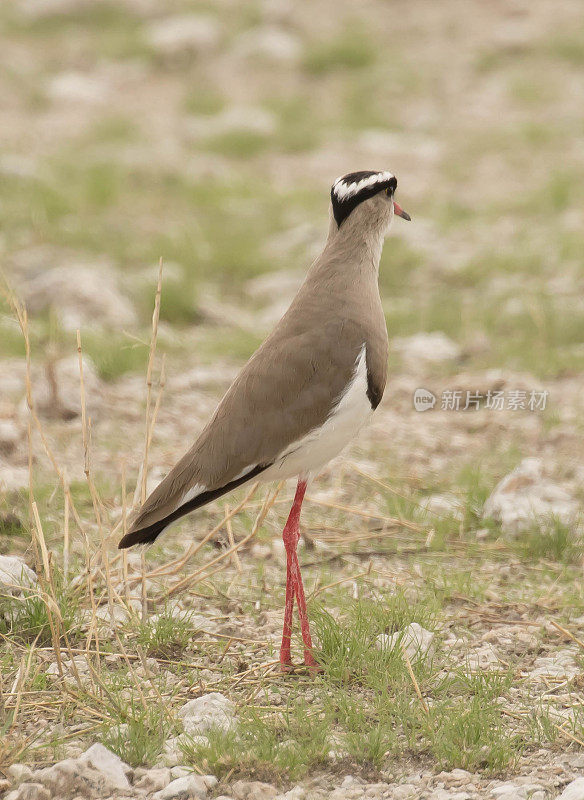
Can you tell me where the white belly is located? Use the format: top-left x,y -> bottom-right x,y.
261,344 -> 373,482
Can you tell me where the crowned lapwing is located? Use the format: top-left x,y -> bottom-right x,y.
119,170 -> 410,670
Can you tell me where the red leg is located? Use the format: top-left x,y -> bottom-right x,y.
290,549 -> 318,669
280,556 -> 294,669
280,480 -> 314,670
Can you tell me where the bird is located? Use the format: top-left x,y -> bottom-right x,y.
119,170 -> 411,671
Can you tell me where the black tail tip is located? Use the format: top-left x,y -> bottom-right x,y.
118,522 -> 165,549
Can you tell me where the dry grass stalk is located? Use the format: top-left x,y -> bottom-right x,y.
224,503 -> 242,573
400,644 -> 429,716
550,620 -> 584,650
166,482 -> 282,598
307,496 -> 423,532
0,279 -> 88,538
138,256 -> 163,507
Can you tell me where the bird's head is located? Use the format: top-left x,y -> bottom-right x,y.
330,170 -> 410,238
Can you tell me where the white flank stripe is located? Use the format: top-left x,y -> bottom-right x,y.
262,344 -> 373,482
181,483 -> 205,505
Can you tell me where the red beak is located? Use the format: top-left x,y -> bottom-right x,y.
393,202 -> 411,221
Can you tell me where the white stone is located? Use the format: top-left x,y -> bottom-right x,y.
47,72 -> 108,104
134,767 -> 172,792
0,461 -> 29,493
231,780 -> 278,799
22,264 -> 137,331
490,783 -> 535,799
5,784 -> 50,800
46,656 -> 89,677
558,778 -> 584,800
531,649 -> 579,680
186,106 -> 276,139
79,743 -> 131,790
6,764 -> 33,783
483,458 -> 579,534
94,605 -> 131,627
153,774 -> 213,800
178,692 -> 236,735
0,419 -> 21,455
24,354 -> 102,421
420,493 -> 464,520
234,26 -> 301,63
376,623 -> 435,662
465,643 -> 501,670
0,556 -> 37,594
146,15 -> 220,56
393,332 -> 461,364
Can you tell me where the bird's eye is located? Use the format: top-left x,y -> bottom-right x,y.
385,187 -> 393,197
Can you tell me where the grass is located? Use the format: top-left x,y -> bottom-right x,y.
303,28 -> 377,74
1,0 -> 584,788
134,608 -> 196,659
0,571 -> 82,647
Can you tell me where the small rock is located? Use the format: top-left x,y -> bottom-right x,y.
531,649 -> 579,680
178,692 -> 236,735
161,735 -> 201,767
6,764 -> 33,783
234,26 -> 301,63
0,556 -> 37,595
22,263 -> 137,331
94,605 -> 131,628
0,419 -> 21,456
153,774 -> 215,800
393,332 -> 461,364
135,767 -> 172,792
25,355 -> 102,421
558,778 -> 584,800
231,780 -> 278,800
0,461 -> 29,493
47,72 -> 108,104
490,783 -> 538,799
465,643 -> 501,670
170,766 -> 194,779
79,742 -> 131,790
29,756 -> 120,797
146,15 -> 220,56
483,458 -> 579,534
4,783 -> 51,800
420,493 -> 464,520
46,656 -> 90,678
376,622 -> 435,662
186,106 -> 276,139
392,785 -> 418,800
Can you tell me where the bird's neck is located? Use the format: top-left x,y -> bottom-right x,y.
322,219 -> 386,276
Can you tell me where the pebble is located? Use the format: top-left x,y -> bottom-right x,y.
558,778 -> 584,800
78,743 -> 131,790
233,26 -> 301,63
0,556 -> 38,594
153,774 -> 217,800
178,692 -> 236,735
4,784 -> 51,800
231,780 -> 278,800
483,458 -> 579,534
376,622 -> 436,662
393,332 -> 461,364
146,15 -> 220,56
22,263 -> 137,332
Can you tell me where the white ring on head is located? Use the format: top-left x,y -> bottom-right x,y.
333,171 -> 394,201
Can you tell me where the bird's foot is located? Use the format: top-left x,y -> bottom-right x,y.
304,649 -> 322,675
279,646 -> 294,673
